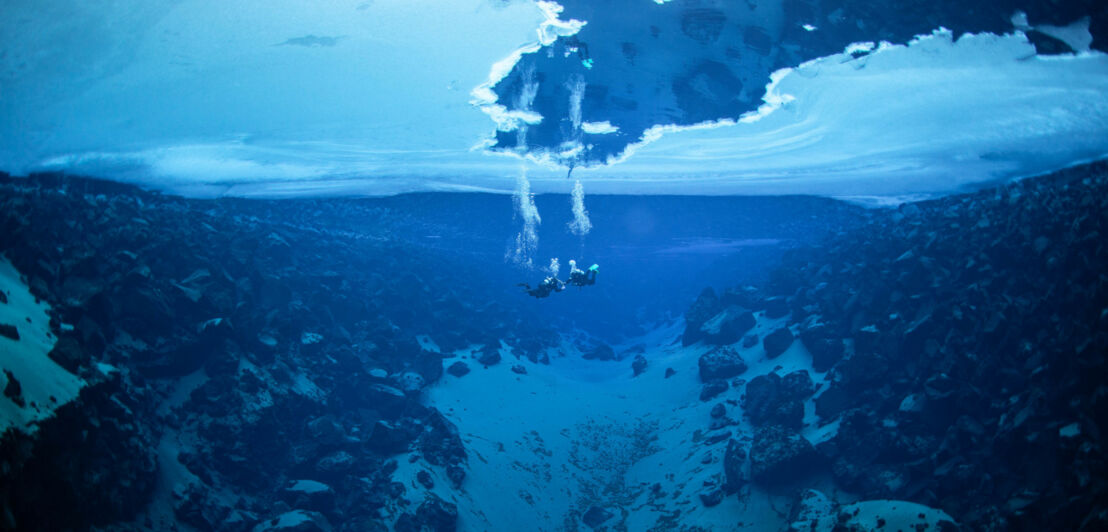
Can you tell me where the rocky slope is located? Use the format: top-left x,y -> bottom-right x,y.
0,173 -> 559,531
679,162 -> 1108,530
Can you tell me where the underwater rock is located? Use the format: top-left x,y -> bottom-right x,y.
3,376 -> 159,529
446,361 -> 470,378
2,369 -> 24,406
418,411 -> 466,468
704,430 -> 732,445
698,346 -> 747,381
280,480 -> 335,515
417,470 -> 434,489
316,451 -> 355,476
411,495 -> 458,532
723,438 -> 746,494
395,372 -> 427,395
477,344 -> 501,367
742,372 -> 810,430
699,488 -> 724,507
799,323 -> 844,372
632,354 -> 648,376
582,506 -> 614,528
763,327 -> 794,359
367,420 -> 415,455
47,335 -> 86,373
665,367 -> 676,378
683,287 -> 722,346
700,379 -> 728,401
787,489 -> 837,532
0,322 -> 18,340
814,383 -> 850,420
511,364 -> 527,375
699,306 -> 756,345
446,463 -> 466,488
173,484 -> 238,531
750,425 -> 820,486
781,370 -> 815,399
583,343 -> 616,361
365,384 -> 410,419
710,403 -> 726,419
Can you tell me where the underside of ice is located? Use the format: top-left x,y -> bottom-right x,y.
0,0 -> 1105,200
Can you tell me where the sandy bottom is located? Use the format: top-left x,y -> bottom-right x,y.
397,314 -> 849,531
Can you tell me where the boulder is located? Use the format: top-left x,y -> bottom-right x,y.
446,464 -> 466,488
414,495 -> 458,532
583,343 -> 616,361
799,323 -> 843,372
315,451 -> 354,476
699,489 -> 724,507
698,346 -> 747,381
683,288 -> 722,346
416,470 -> 434,489
0,322 -> 19,340
418,411 -> 466,467
787,490 -> 837,532
763,327 -> 794,359
750,425 -> 820,486
174,484 -> 234,531
744,374 -> 806,429
582,506 -> 614,528
631,354 -> 648,377
366,420 -> 416,455
723,439 -> 746,494
365,384 -> 409,419
700,380 -> 728,401
446,361 -> 470,378
780,370 -> 815,399
477,344 -> 501,366
699,306 -> 756,345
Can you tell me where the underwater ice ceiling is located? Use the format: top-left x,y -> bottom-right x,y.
1,0 -> 1107,200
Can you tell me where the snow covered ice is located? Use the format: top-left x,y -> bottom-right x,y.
1,0 -> 1105,200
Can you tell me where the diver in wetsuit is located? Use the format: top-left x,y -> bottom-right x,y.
566,260 -> 598,288
518,275 -> 566,298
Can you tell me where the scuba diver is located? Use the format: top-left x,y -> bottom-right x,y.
566,260 -> 598,288
519,260 -> 598,298
518,275 -> 566,299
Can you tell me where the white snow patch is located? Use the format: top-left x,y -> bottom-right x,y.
0,256 -> 84,435
288,480 -> 331,494
1059,422 -> 1081,438
840,500 -> 957,530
